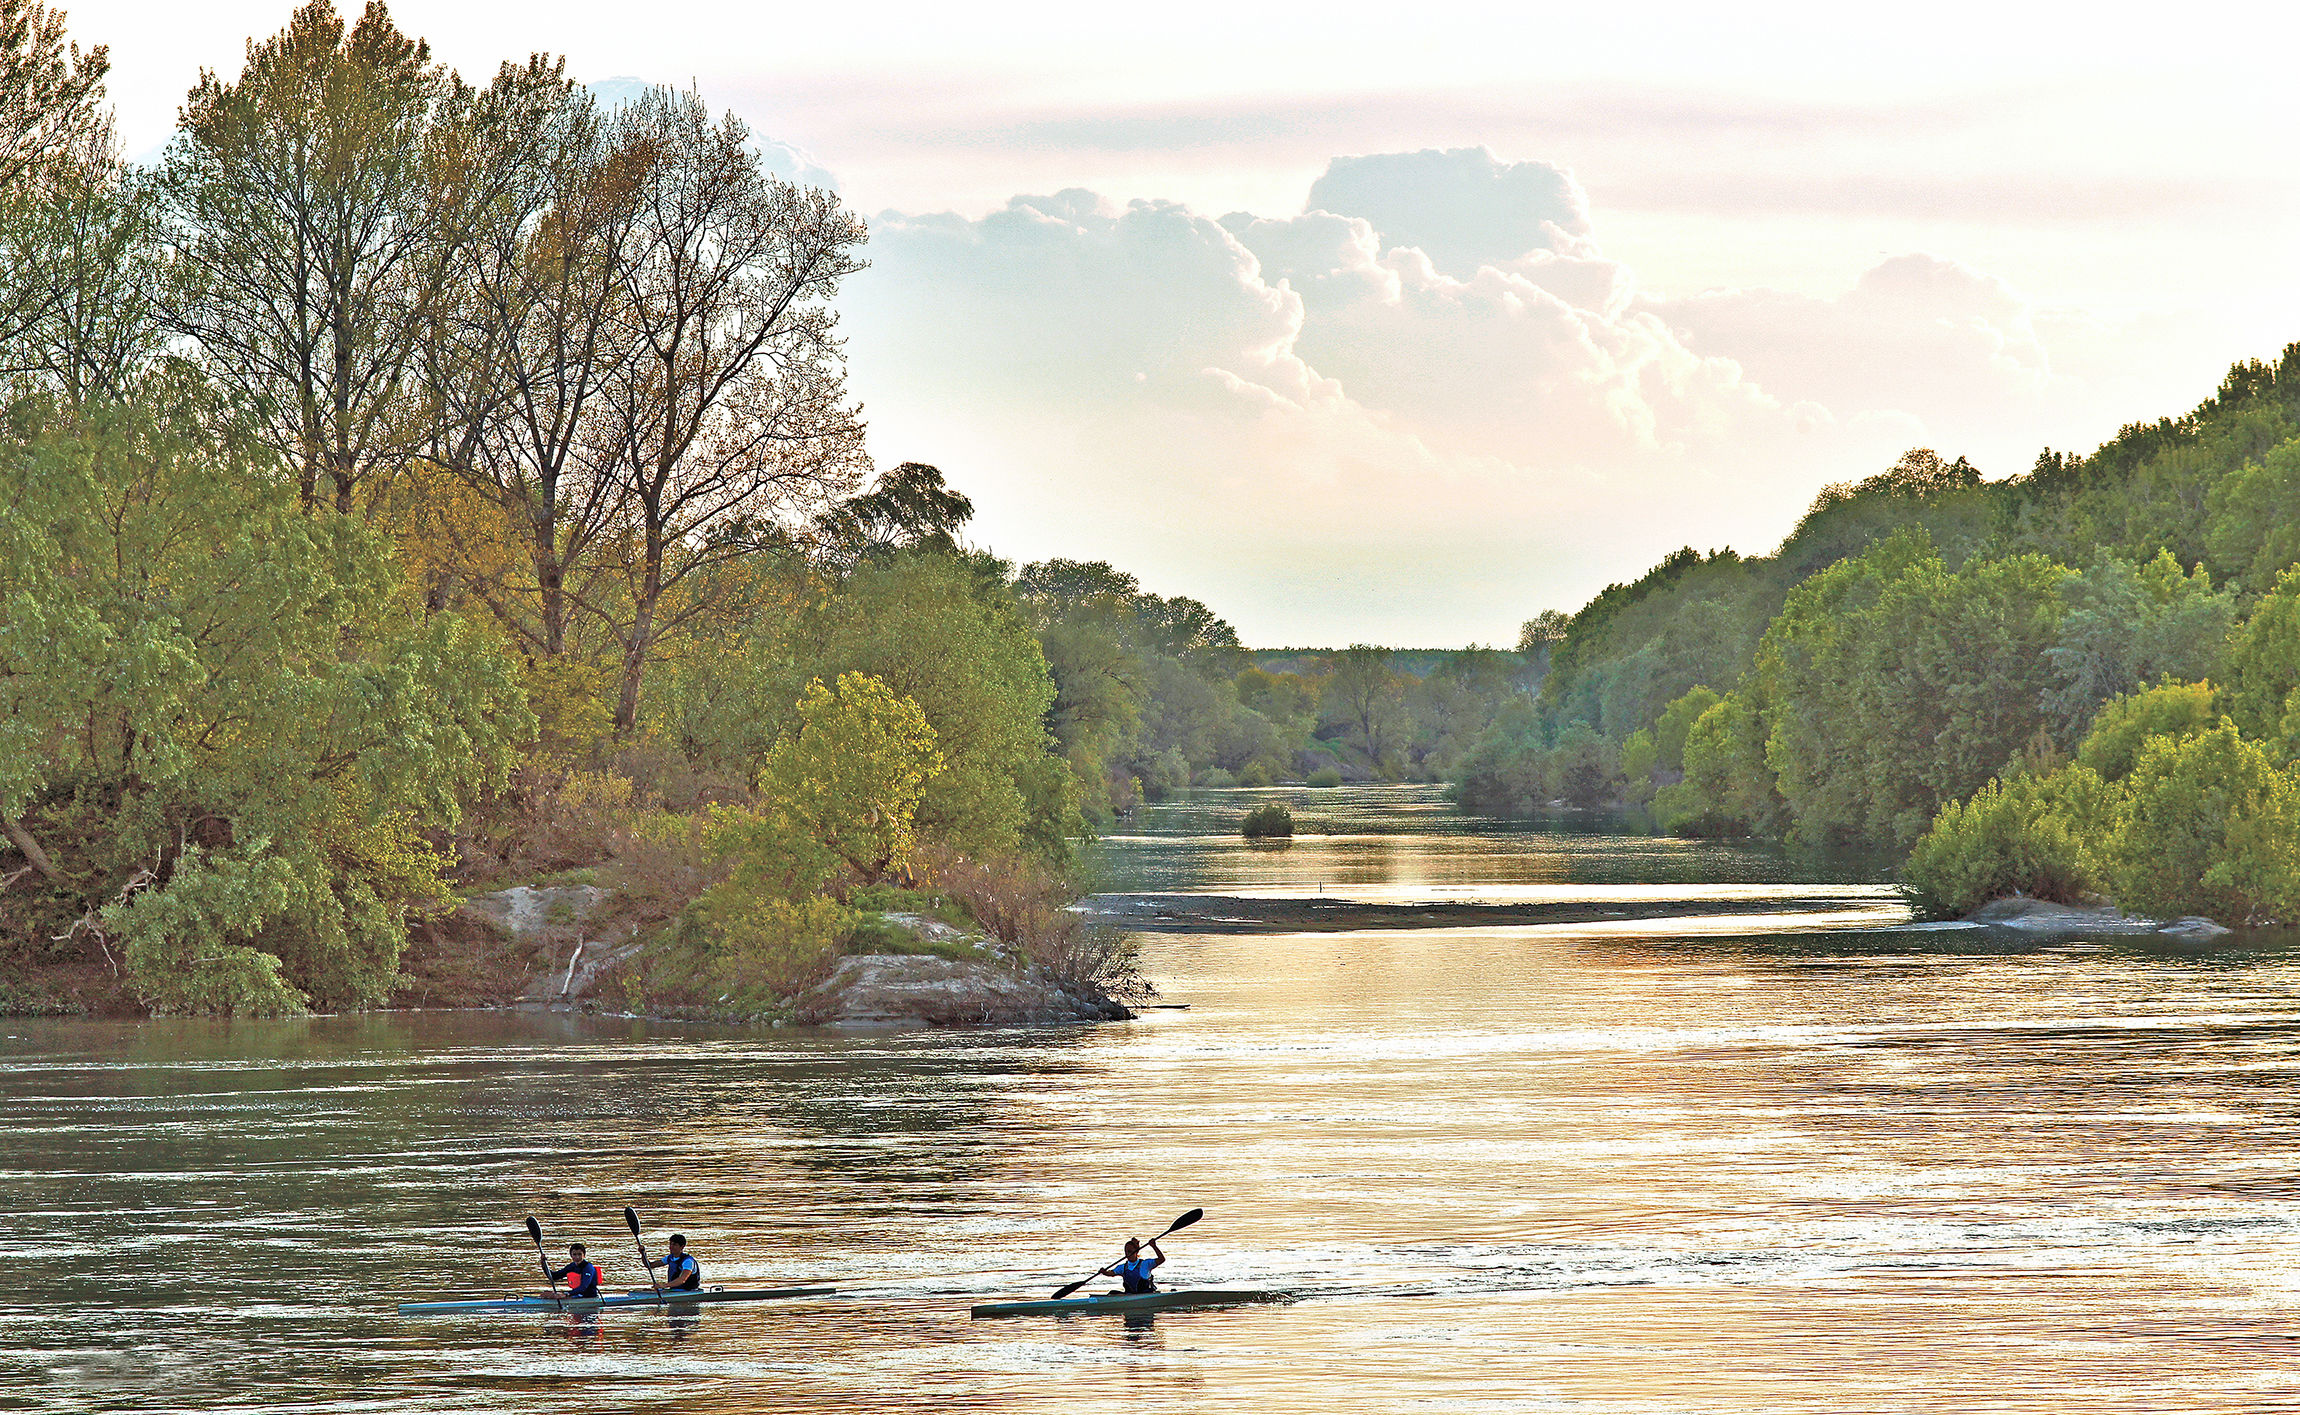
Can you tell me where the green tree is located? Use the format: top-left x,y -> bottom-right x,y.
752,673 -> 941,884
2075,680 -> 2220,781
2103,724 -> 2300,925
799,553 -> 1064,857
2040,551 -> 2231,738
1319,646 -> 1410,778
2224,565 -> 2300,753
0,390 -> 531,1014
159,0 -> 469,511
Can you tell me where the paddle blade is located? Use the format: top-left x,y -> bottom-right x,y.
1050,1277 -> 1091,1301
624,1206 -> 642,1237
1162,1208 -> 1204,1236
525,1215 -> 544,1245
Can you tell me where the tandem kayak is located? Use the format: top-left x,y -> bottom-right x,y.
969,1288 -> 1280,1319
397,1285 -> 835,1315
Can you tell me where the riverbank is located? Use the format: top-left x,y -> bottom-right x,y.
0,886 -> 1136,1025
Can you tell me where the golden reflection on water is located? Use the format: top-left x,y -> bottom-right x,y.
10,786 -> 2300,1411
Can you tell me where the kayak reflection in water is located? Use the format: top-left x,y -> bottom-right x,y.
543,1242 -> 603,1300
1098,1236 -> 1164,1294
646,1233 -> 703,1292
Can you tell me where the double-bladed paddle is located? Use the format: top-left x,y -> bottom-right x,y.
525,1215 -> 564,1311
1049,1208 -> 1202,1300
626,1206 -> 666,1300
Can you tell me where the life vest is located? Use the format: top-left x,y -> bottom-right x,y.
662,1252 -> 701,1291
1113,1256 -> 1159,1294
555,1260 -> 602,1297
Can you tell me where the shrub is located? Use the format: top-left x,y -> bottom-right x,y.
1240,802 -> 1294,838
1306,767 -> 1344,788
920,844 -> 1154,1002
2103,724 -> 2300,925
1902,767 -> 2110,918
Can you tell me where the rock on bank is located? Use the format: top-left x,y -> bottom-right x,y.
791,954 -> 1133,1027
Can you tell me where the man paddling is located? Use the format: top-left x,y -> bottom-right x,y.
1097,1236 -> 1164,1294
543,1243 -> 603,1300
646,1233 -> 703,1292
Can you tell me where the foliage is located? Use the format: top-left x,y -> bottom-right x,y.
2074,681 -> 2221,781
1240,802 -> 1294,839
1901,768 -> 2110,919
757,673 -> 942,885
2101,725 -> 2300,926
1306,767 -> 1344,788
0,391 -> 531,1014
2224,565 -> 2300,753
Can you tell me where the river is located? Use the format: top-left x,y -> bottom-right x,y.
9,784 -> 2300,1412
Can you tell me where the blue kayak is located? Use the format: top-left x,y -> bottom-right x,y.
398,1285 -> 835,1315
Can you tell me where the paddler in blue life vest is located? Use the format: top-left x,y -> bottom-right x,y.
1098,1236 -> 1164,1294
543,1242 -> 603,1299
646,1233 -> 703,1292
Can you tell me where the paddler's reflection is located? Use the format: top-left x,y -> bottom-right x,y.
667,1304 -> 703,1340
557,1312 -> 604,1347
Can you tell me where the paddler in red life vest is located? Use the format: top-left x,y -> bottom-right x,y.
543,1242 -> 603,1299
646,1233 -> 703,1292
1098,1236 -> 1164,1294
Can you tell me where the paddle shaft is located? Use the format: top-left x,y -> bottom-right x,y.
526,1215 -> 564,1312
626,1207 -> 665,1299
1050,1208 -> 1201,1300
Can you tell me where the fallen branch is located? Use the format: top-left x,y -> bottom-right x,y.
1,815 -> 60,883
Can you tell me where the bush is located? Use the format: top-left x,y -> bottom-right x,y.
1306,767 -> 1344,788
1240,802 -> 1294,838
920,844 -> 1154,1002
2103,724 -> 2300,925
1902,768 -> 2110,918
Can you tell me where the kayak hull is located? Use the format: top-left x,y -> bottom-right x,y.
397,1284 -> 835,1315
970,1288 -> 1278,1318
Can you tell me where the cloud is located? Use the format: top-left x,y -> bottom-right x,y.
838,144 -> 2146,642
1304,147 -> 1590,278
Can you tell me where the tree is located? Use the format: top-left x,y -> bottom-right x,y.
2040,551 -> 2231,739
159,1 -> 471,512
1320,645 -> 1409,777
795,553 -> 1063,857
2104,725 -> 2300,926
2224,565 -> 2300,753
422,63 -> 631,657
584,85 -> 870,732
755,673 -> 941,884
809,461 -> 974,572
0,0 -> 157,399
0,388 -> 531,1014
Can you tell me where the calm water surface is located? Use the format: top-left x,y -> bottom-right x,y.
10,785 -> 2300,1412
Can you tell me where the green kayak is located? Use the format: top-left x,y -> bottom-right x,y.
970,1288 -> 1279,1318
398,1285 -> 835,1315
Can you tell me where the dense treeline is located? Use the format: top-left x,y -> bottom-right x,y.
0,0 -> 1097,1016
1459,355 -> 2300,924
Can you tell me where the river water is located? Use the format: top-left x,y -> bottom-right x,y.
10,784 -> 2300,1412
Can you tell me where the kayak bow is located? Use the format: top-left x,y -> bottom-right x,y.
397,1284 -> 834,1315
969,1288 -> 1279,1319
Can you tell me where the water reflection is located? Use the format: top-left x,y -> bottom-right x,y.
11,785 -> 2300,1411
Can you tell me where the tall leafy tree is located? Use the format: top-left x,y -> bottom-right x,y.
584,84 -> 870,731
159,1 -> 470,512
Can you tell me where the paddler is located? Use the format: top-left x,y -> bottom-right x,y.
543,1242 -> 603,1300
1097,1235 -> 1164,1294
646,1233 -> 703,1292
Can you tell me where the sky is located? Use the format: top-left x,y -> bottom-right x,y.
65,0 -> 2300,646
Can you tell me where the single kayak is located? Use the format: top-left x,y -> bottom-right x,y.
397,1284 -> 835,1315
970,1288 -> 1280,1319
